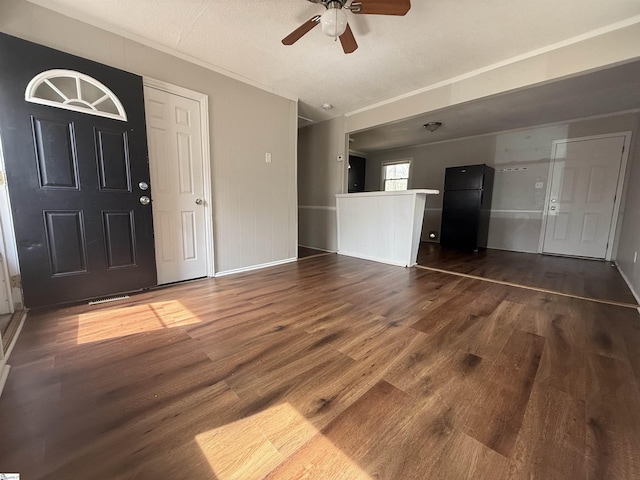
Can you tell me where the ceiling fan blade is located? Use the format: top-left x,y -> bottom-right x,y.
339,24 -> 358,54
351,0 -> 411,15
282,16 -> 321,45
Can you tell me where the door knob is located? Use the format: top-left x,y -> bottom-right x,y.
550,206 -> 556,210
140,196 -> 151,206
138,181 -> 149,191
195,198 -> 203,205
551,198 -> 557,203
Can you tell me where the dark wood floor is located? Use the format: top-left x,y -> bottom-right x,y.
1,254 -> 640,479
417,242 -> 638,306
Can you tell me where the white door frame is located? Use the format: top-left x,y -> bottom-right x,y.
143,77 -> 215,277
0,136 -> 21,312
0,221 -> 13,314
538,131 -> 631,261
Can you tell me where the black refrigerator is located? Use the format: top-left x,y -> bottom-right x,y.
440,164 -> 494,252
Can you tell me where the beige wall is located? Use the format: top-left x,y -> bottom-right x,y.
616,113 -> 640,301
365,113 -> 639,253
0,0 -> 298,276
297,117 -> 347,251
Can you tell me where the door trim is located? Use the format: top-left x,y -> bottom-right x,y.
0,221 -> 13,314
0,137 -> 22,312
537,131 -> 631,261
143,77 -> 215,278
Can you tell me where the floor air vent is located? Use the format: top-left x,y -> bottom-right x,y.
88,295 -> 130,305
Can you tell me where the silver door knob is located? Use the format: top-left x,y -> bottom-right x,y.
195,198 -> 203,205
138,181 -> 149,191
551,198 -> 557,203
140,196 -> 151,206
550,205 -> 556,210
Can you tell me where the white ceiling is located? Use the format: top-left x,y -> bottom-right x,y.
350,60 -> 640,152
24,0 -> 640,126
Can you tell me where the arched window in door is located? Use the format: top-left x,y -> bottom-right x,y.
25,69 -> 127,121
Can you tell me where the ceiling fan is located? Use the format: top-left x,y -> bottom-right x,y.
282,0 -> 411,54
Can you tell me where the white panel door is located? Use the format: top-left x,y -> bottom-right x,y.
543,135 -> 625,259
144,86 -> 208,284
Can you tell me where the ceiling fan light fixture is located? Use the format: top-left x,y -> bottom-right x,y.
321,3 -> 348,38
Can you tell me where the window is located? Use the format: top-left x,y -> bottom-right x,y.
25,69 -> 127,121
382,160 -> 411,191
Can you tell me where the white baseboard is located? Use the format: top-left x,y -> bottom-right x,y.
615,261 -> 640,313
4,310 -> 27,360
0,311 -> 27,396
215,257 -> 297,277
486,245 -> 539,254
0,310 -> 27,395
0,309 -> 27,398
0,360 -> 10,398
298,244 -> 336,253
338,250 -> 410,268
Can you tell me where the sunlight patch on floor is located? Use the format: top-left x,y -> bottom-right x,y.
75,300 -> 202,344
195,402 -> 372,480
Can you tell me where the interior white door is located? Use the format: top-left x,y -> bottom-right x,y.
542,135 -> 625,259
144,86 -> 208,284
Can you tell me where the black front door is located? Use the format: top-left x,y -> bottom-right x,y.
0,33 -> 157,308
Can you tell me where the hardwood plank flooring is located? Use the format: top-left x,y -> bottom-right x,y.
417,242 -> 638,306
1,254 -> 640,479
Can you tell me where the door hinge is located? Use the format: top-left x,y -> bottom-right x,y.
9,274 -> 21,289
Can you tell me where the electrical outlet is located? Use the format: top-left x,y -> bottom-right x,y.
265,152 -> 272,163
535,182 -> 544,189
